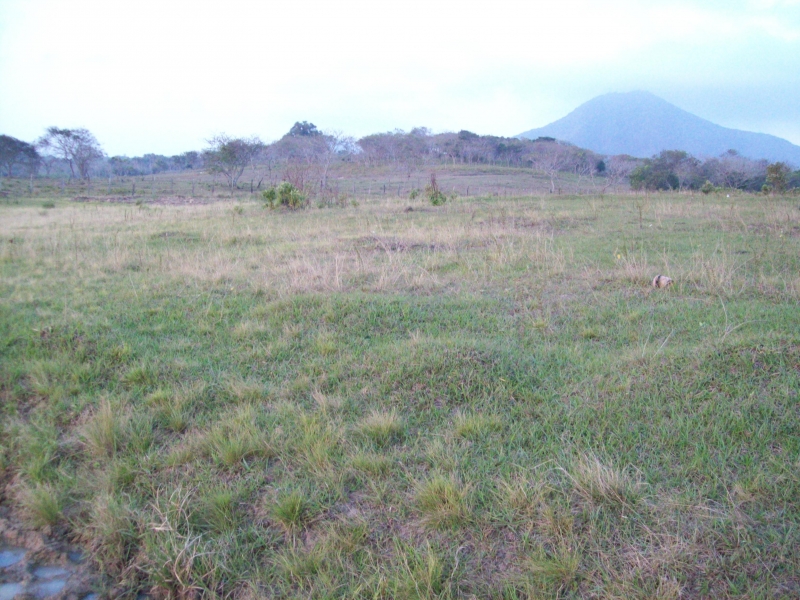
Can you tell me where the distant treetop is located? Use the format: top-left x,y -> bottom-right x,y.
288,121 -> 322,137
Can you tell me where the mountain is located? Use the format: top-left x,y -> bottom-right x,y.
519,91 -> 800,166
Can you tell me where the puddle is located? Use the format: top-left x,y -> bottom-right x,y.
30,578 -> 67,598
0,582 -> 25,600
33,565 -> 72,579
0,547 -> 26,568
1,517 -> 99,599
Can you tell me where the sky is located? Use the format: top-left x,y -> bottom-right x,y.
1,0 -> 799,156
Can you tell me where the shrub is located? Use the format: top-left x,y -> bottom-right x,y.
263,182 -> 306,209
425,173 -> 447,206
700,180 -> 715,195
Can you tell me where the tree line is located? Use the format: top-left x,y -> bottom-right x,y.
2,123 -> 798,195
628,149 -> 798,194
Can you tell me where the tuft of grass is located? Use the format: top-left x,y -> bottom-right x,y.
414,474 -> 471,529
495,477 -> 544,522
350,450 -> 393,476
148,388 -> 192,433
80,493 -> 139,570
274,544 -> 323,586
195,488 -> 240,534
424,438 -> 457,472
272,490 -> 309,532
565,453 -> 642,508
13,419 -> 60,484
121,363 -> 156,387
391,540 -> 451,599
201,406 -> 272,468
141,488 -> 217,598
295,413 -> 341,475
357,409 -> 403,448
82,398 -> 126,458
453,411 -> 502,441
18,483 -> 63,527
312,389 -> 341,415
223,375 -> 266,403
524,545 -> 582,594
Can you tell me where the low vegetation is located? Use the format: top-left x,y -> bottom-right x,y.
0,185 -> 798,598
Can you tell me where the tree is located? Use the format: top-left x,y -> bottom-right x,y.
288,121 -> 322,137
0,134 -> 40,177
37,127 -> 104,180
628,150 -> 702,191
765,162 -> 790,194
203,135 -> 263,189
708,150 -> 766,191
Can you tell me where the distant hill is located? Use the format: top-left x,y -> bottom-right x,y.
519,91 -> 800,166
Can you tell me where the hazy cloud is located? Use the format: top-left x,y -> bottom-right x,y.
1,0 -> 798,155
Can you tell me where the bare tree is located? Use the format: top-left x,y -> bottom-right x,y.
601,155 -> 640,193
708,150 -> 765,190
37,127 -> 104,180
320,130 -> 356,189
529,140 -> 573,193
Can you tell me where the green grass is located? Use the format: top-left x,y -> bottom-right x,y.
1,188 -> 799,597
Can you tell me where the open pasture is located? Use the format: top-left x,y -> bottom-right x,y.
1,190 -> 799,598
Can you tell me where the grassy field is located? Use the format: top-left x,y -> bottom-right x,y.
1,186 -> 799,598
0,161 -> 612,204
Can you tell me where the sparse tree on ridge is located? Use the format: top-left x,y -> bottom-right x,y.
37,127 -> 104,180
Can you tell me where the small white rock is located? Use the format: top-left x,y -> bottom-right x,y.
651,275 -> 673,289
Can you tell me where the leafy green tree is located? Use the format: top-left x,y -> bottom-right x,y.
765,162 -> 790,194
203,135 -> 263,188
629,150 -> 699,190
288,121 -> 322,137
0,134 -> 39,176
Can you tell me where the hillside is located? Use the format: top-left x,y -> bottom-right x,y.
519,91 -> 800,165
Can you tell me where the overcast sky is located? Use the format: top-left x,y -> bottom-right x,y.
1,0 -> 798,156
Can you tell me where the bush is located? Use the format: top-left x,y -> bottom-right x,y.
425,173 -> 446,206
700,180 -> 714,195
262,182 -> 305,210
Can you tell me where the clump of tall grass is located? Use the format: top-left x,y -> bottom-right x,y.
200,405 -> 273,468
79,493 -> 140,571
141,488 -> 218,598
17,482 -> 63,527
453,411 -> 502,441
357,409 -> 404,448
272,490 -> 310,532
524,545 -> 582,594
565,453 -> 642,508
414,474 -> 471,529
82,398 -> 127,458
